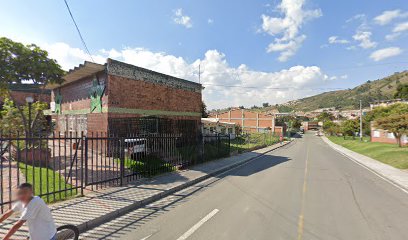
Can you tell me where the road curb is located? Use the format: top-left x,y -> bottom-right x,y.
321,136 -> 408,193
77,140 -> 293,233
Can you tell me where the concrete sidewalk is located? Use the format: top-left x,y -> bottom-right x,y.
322,136 -> 408,192
0,141 -> 291,238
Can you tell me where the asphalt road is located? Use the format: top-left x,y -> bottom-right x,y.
82,132 -> 408,240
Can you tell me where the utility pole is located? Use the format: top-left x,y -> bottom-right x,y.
359,100 -> 363,142
198,64 -> 201,84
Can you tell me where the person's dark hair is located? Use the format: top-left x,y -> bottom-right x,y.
18,183 -> 33,190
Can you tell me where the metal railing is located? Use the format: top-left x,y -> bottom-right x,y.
0,132 -> 230,212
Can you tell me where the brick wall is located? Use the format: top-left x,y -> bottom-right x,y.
87,113 -> 109,134
108,75 -> 202,115
1,91 -> 50,106
50,60 -> 202,135
371,129 -> 407,146
210,109 -> 275,133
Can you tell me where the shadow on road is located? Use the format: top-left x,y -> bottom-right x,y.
226,155 -> 290,177
80,153 -> 291,239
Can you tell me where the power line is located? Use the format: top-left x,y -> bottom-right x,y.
324,61 -> 408,71
201,83 -> 344,91
196,62 -> 408,77
63,0 -> 94,62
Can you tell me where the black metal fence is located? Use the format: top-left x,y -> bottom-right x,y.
0,131 -> 230,213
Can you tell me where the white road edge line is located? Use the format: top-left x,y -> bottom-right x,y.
340,151 -> 408,195
176,209 -> 220,240
140,234 -> 153,240
326,141 -> 408,195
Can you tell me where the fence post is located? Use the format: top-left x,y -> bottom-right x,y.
217,134 -> 220,157
84,136 -> 88,187
120,137 -> 125,186
201,134 -> 204,164
228,135 -> 231,156
80,133 -> 85,196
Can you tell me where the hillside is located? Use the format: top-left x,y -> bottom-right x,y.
279,71 -> 408,112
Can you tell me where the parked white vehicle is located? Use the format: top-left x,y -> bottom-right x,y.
124,138 -> 150,158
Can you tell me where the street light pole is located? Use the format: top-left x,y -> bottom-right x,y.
359,100 -> 363,142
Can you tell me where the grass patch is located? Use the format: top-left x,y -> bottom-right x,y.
19,163 -> 78,203
123,155 -> 176,177
177,141 -> 230,164
328,136 -> 408,169
231,133 -> 279,153
203,141 -> 230,161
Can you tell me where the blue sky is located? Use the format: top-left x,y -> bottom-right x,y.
1,0 -> 408,109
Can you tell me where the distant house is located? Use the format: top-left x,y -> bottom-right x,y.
302,121 -> 319,131
201,118 -> 236,139
370,99 -> 408,110
0,84 -> 50,107
370,99 -> 408,146
208,108 -> 285,134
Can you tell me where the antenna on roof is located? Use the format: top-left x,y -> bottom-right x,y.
198,64 -> 203,84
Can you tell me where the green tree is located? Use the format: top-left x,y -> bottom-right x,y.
0,97 -> 49,134
375,113 -> 408,147
291,118 -> 302,129
365,103 -> 408,122
201,101 -> 208,118
0,37 -> 64,134
262,102 -> 270,108
317,112 -> 335,122
323,120 -> 340,136
341,120 -> 359,139
394,84 -> 408,99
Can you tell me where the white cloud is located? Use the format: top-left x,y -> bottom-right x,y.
393,21 -> 408,33
43,42 -> 106,70
353,31 -> 377,49
42,42 -> 332,109
346,14 -> 370,31
208,18 -> 214,24
260,0 -> 322,62
329,74 -> 348,81
267,35 -> 306,62
173,8 -> 192,28
383,21 -> 408,41
374,10 -> 408,25
328,36 -> 349,44
385,33 -> 401,41
370,47 -> 403,61
346,14 -> 366,23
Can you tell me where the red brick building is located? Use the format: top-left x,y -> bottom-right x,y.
0,84 -> 50,106
370,99 -> 408,146
47,59 -> 202,135
209,108 -> 285,134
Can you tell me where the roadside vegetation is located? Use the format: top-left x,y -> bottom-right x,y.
320,103 -> 408,169
19,163 -> 77,203
322,103 -> 408,147
327,136 -> 408,169
123,155 -> 176,177
230,133 -> 280,154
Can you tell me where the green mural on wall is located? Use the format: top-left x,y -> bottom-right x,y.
89,77 -> 105,113
55,91 -> 62,114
